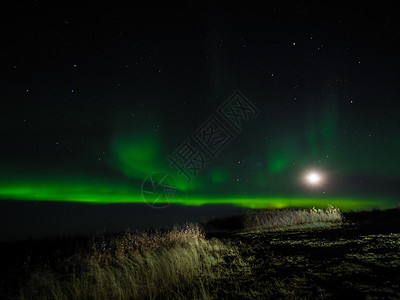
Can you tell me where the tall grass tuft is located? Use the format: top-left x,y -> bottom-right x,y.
243,205 -> 343,231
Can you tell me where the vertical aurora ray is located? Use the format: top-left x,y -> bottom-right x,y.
319,97 -> 339,159
305,96 -> 339,162
267,135 -> 298,173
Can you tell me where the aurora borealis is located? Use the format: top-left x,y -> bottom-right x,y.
1,2 -> 400,238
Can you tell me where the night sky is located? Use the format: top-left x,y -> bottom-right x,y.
1,2 -> 400,239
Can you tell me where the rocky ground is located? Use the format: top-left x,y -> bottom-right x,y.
208,216 -> 400,299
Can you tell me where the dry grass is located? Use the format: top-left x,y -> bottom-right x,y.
17,223 -> 249,300
243,205 -> 343,231
10,207 -> 344,299
7,207 -> 400,299
89,223 -> 205,262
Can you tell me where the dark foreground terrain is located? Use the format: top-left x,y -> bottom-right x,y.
1,208 -> 399,299
210,218 -> 400,299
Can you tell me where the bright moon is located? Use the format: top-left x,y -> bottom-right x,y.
307,173 -> 321,184
304,171 -> 324,186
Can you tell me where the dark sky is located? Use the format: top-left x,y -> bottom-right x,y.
1,1 -> 400,239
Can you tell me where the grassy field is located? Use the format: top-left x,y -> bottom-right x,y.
1,206 -> 399,299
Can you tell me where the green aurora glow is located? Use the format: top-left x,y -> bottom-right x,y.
0,125 -> 398,211
1,103 -> 400,212
0,179 -> 398,211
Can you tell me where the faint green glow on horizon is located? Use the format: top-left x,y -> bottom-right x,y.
0,181 -> 398,211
